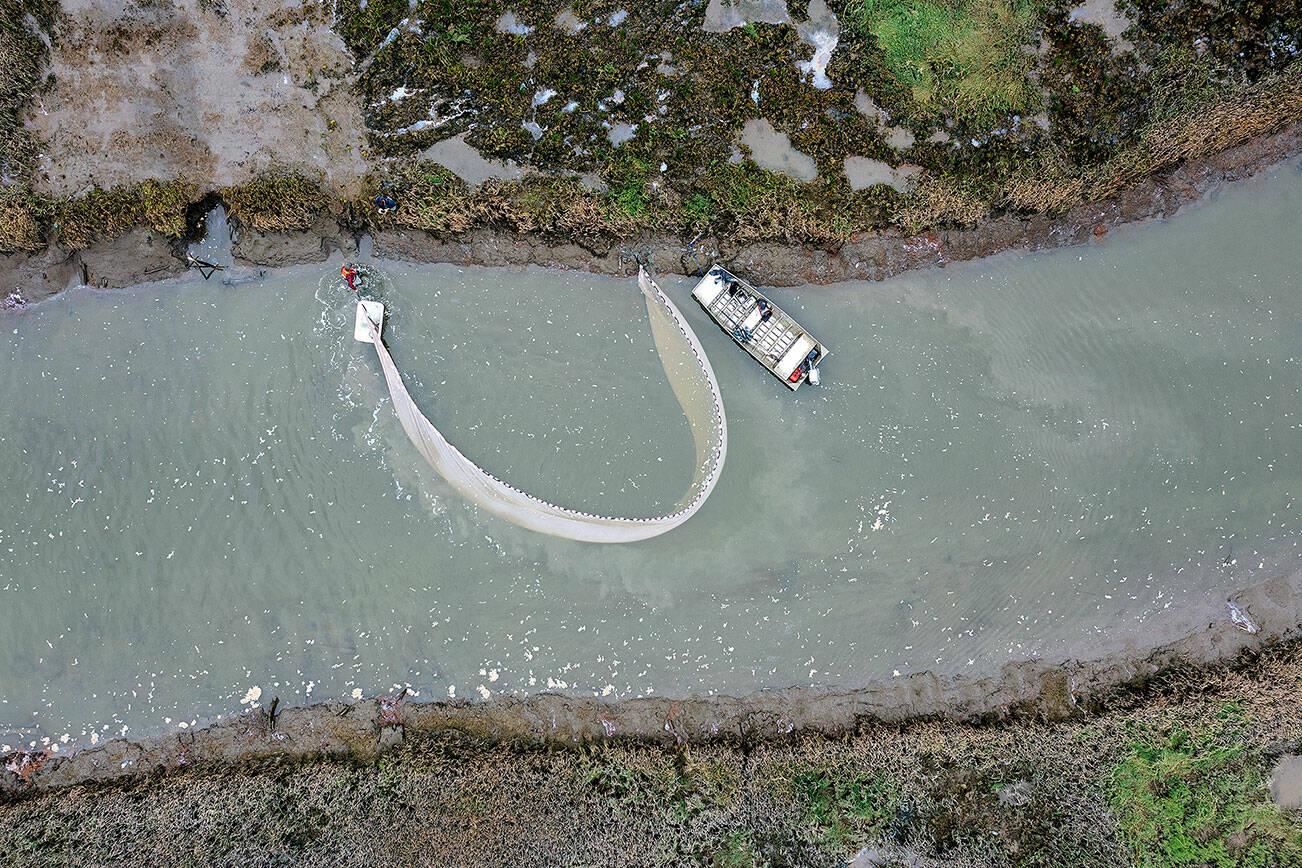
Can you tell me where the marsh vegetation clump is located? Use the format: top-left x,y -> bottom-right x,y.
6,173 -> 334,252
332,0 -> 1302,245
3,0 -> 1300,258
1126,0 -> 1302,83
220,175 -> 330,234
0,1 -> 58,174
342,0 -> 931,241
0,1 -> 58,254
997,58 -> 1302,216
0,187 -> 47,253
54,181 -> 198,249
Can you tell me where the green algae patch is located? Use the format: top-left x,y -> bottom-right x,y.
702,830 -> 760,867
1109,717 -> 1302,867
796,766 -> 901,851
843,0 -> 1041,125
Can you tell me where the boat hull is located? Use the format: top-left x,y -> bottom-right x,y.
690,266 -> 827,390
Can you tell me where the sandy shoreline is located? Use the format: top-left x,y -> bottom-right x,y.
4,118 -> 1299,309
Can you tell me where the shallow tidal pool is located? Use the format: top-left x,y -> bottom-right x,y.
1,165 -> 1299,750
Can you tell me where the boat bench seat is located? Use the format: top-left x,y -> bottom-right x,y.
692,273 -> 727,308
775,335 -> 815,378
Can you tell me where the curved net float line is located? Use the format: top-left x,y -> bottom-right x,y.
366,267 -> 727,543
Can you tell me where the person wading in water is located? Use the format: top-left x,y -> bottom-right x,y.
341,263 -> 359,293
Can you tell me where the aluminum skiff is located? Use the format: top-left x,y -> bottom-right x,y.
690,266 -> 827,390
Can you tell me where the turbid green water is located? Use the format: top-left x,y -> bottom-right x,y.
1,166 -> 1299,750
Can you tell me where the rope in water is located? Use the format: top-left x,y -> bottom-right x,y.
366,267 -> 727,543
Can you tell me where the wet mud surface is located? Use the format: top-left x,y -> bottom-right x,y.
25,0 -> 368,197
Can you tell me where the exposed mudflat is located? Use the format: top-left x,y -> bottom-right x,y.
25,0 -> 368,196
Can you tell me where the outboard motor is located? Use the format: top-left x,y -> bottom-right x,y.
804,347 -> 822,385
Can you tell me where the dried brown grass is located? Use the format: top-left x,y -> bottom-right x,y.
998,59 -> 1302,217
894,175 -> 991,232
999,150 -> 1088,214
898,59 -> 1301,230
0,2 -> 58,254
1086,59 -> 1302,202
55,180 -> 198,249
0,189 -> 45,253
373,164 -> 646,242
221,174 -> 327,234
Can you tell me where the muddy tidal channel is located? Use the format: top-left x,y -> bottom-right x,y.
2,168 -> 1300,751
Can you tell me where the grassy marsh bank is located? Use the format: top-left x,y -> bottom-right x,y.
3,638 -> 1302,866
0,0 -> 1299,264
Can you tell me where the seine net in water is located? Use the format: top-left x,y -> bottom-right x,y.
366,268 -> 726,543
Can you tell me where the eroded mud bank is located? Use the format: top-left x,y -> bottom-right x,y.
3,118 -> 1299,308
5,569 -> 1299,798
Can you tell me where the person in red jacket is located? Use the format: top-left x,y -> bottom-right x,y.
341,264 -> 359,293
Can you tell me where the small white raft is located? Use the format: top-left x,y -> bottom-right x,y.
353,299 -> 385,342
